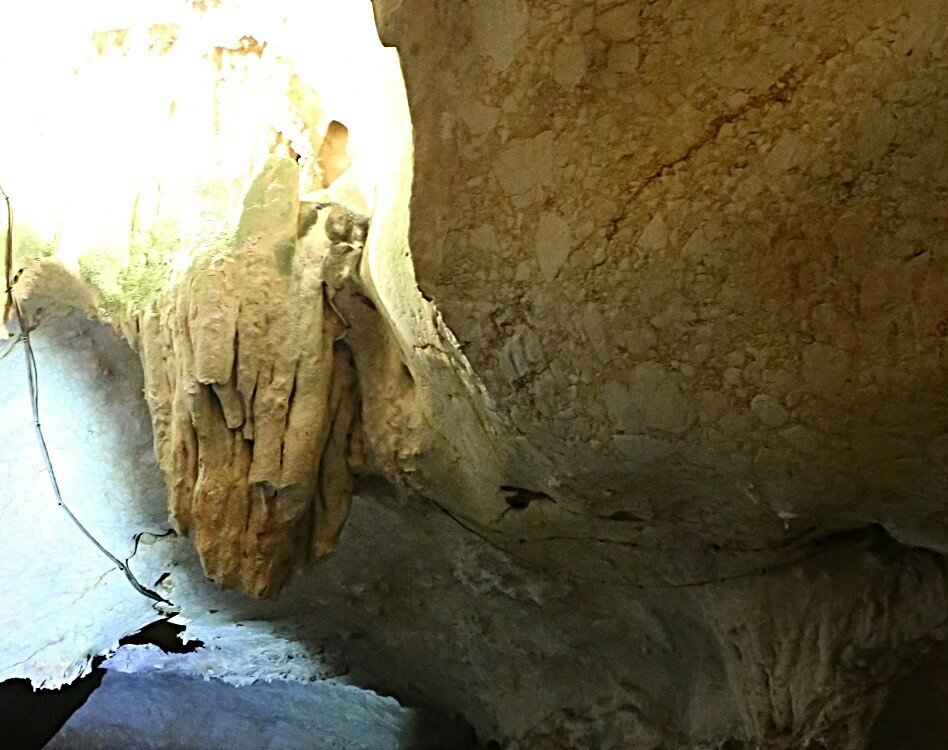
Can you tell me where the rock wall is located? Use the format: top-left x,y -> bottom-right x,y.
362,1 -> 947,745
2,1 -> 946,747
371,0 -> 948,582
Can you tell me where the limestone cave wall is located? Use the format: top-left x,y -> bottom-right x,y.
372,0 -> 947,580
1,1 -> 945,748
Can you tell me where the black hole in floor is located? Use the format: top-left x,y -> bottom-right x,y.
0,618 -> 203,749
119,619 -> 203,654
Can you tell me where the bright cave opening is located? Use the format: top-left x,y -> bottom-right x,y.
0,2 -> 473,748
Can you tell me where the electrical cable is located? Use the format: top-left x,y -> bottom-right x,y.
2,183 -> 172,607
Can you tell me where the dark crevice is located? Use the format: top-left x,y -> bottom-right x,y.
0,671 -> 107,750
500,485 -> 551,510
279,358 -> 301,471
432,485 -> 922,591
868,639 -> 948,749
600,509 -> 647,523
0,618 -> 203,750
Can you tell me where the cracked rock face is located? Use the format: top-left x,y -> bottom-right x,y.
1,1 -> 946,748
138,157 -> 366,597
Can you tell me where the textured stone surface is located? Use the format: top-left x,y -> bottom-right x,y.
144,483 -> 946,749
0,306 -> 944,747
371,0 -> 948,586
868,641 -> 948,749
47,670 -> 472,750
135,156 -> 363,597
369,1 -> 947,745
1,1 -> 946,748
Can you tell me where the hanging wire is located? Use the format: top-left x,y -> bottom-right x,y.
2,183 -> 171,606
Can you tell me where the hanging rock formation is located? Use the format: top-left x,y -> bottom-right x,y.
1,1 -> 946,748
135,158 -> 371,596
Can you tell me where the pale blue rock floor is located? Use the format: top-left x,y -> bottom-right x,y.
46,670 -> 474,750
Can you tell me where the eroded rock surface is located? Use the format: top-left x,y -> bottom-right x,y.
136,157 -> 368,596
371,0 -> 948,580
1,2 -> 946,748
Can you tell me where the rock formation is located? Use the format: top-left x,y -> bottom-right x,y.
135,158 -> 368,596
1,1 -> 945,747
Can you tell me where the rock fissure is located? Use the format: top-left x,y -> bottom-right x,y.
592,32 -> 873,269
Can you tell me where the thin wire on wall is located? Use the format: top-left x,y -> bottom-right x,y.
1,183 -> 171,607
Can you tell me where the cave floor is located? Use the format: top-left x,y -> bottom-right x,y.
45,668 -> 470,750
